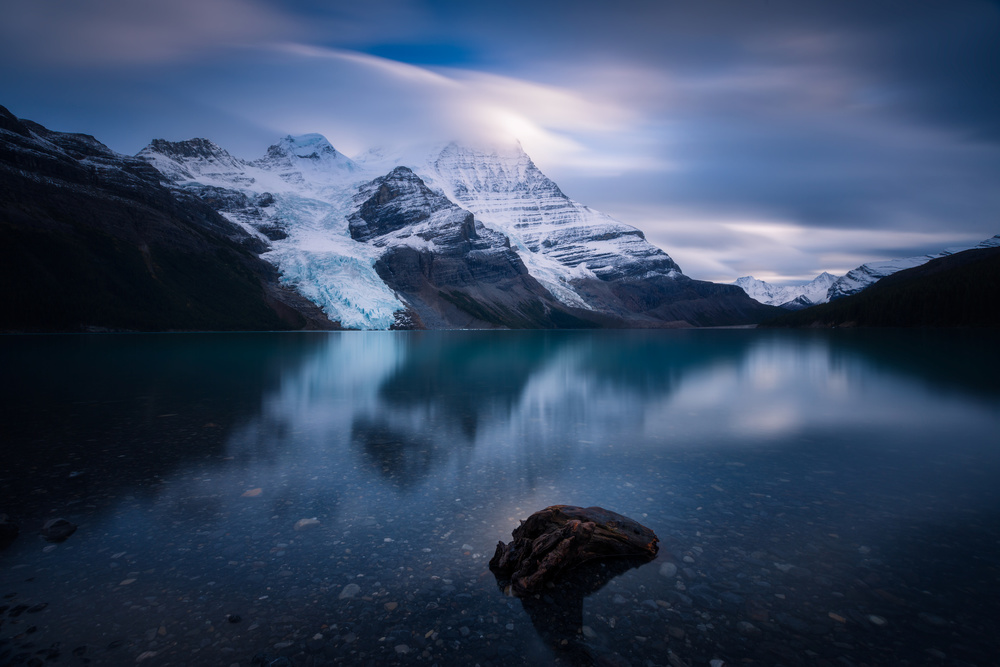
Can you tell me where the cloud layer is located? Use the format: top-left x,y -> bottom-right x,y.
2,0 -> 998,282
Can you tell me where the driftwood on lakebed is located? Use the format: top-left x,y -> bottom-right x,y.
489,505 -> 659,597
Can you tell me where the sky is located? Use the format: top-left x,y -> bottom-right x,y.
2,0 -> 998,283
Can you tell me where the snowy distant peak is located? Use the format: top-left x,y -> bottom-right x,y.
269,133 -> 341,161
137,138 -> 247,185
734,271 -> 837,309
142,137 -> 237,162
253,133 -> 357,184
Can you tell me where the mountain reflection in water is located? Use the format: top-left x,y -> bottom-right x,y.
1,329 -> 998,666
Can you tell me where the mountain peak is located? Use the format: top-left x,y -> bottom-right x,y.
137,138 -> 246,184
271,133 -> 339,160
140,138 -> 235,162
443,137 -> 526,158
258,133 -> 357,178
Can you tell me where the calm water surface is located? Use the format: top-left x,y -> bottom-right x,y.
1,330 -> 998,666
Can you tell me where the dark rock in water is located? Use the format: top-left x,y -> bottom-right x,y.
40,518 -> 76,543
508,538 -> 657,665
0,515 -> 18,548
489,505 -> 659,597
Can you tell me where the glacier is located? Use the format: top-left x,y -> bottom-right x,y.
140,135 -> 405,329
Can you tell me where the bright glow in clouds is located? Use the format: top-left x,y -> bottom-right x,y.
232,44 -> 661,176
618,205 -> 974,283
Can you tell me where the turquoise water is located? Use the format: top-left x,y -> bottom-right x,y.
1,330 -> 998,666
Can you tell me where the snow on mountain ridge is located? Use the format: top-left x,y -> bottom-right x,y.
734,272 -> 836,309
253,134 -> 359,188
420,141 -> 683,308
137,138 -> 251,186
826,235 -> 1000,300
736,236 -> 1000,307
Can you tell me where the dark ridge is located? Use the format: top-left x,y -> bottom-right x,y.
763,246 -> 1000,328
0,104 -> 335,332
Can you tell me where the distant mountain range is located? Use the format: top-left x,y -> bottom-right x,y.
735,236 -> 1000,309
764,245 -> 1000,328
4,103 -> 993,332
0,103 -> 779,331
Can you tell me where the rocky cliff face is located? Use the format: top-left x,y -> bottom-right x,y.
430,142 -> 681,281
0,105 -> 335,332
348,167 -> 597,329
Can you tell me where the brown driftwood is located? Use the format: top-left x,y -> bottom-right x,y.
489,505 -> 659,597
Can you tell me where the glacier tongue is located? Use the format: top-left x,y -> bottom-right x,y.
138,134 -> 404,329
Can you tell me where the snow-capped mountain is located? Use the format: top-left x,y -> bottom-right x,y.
426,142 -> 682,306
733,272 -> 837,310
736,236 -> 1000,309
137,134 -> 778,329
826,235 -> 1000,300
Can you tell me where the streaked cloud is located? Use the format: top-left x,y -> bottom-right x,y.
1,0 -> 997,284
205,44 -> 667,175
0,0 -> 300,65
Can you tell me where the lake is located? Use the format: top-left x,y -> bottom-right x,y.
1,329 -> 998,666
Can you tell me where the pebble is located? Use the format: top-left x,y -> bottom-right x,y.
338,583 -> 361,599
395,644 -> 409,654
659,562 -> 678,578
294,518 -> 320,531
41,518 -> 77,542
